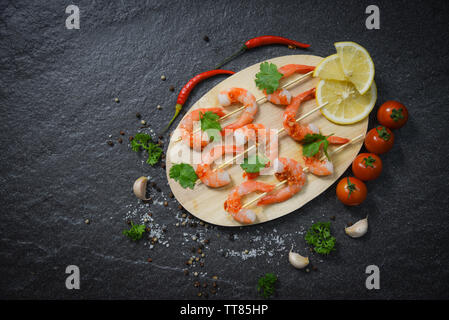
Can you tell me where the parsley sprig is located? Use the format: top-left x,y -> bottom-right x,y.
302,133 -> 333,159
130,133 -> 163,165
257,273 -> 277,298
255,62 -> 283,94
169,163 -> 198,189
123,222 -> 146,241
200,111 -> 222,132
305,222 -> 336,255
240,154 -> 268,173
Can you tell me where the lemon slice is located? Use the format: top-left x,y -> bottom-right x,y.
317,79 -> 377,125
335,42 -> 375,94
313,54 -> 346,81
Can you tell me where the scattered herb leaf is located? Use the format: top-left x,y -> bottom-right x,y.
257,273 -> 277,298
305,222 -> 336,255
122,222 -> 146,241
169,163 -> 198,189
255,62 -> 283,94
376,126 -> 391,141
302,133 -> 333,159
240,154 -> 269,173
130,133 -> 163,165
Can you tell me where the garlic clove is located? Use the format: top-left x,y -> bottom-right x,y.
289,247 -> 309,269
345,216 -> 368,238
133,176 -> 150,200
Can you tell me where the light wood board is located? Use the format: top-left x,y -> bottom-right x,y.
165,55 -> 368,227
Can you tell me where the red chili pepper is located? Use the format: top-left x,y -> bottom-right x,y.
215,35 -> 310,69
164,69 -> 235,132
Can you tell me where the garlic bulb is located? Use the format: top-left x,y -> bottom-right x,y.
288,247 -> 309,269
345,216 -> 368,238
133,176 -> 150,200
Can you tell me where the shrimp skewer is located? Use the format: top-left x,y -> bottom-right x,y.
172,71 -> 313,143
264,64 -> 315,105
179,107 -> 226,150
216,100 -> 327,171
240,134 -> 365,210
283,88 -> 319,141
218,87 -> 258,133
224,180 -> 275,224
303,136 -> 351,177
234,123 -> 278,180
257,157 -> 307,205
194,145 -> 242,188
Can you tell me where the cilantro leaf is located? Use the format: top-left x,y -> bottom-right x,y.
200,111 -> 222,132
305,222 -> 336,255
122,222 -> 146,241
257,273 -> 277,298
302,133 -> 333,159
169,163 -> 198,189
255,62 -> 283,94
240,154 -> 268,173
129,133 -> 163,166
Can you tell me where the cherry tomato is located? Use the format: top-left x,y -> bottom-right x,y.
352,153 -> 382,181
377,100 -> 408,129
336,177 -> 367,206
364,126 -> 394,154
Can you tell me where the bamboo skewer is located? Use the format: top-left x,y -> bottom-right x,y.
216,102 -> 328,170
193,102 -> 328,186
173,71 -> 313,143
241,133 -> 365,209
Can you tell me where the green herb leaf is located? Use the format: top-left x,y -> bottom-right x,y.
305,222 -> 336,255
376,126 -> 391,141
240,154 -> 269,173
302,133 -> 333,159
390,108 -> 404,122
130,133 -> 163,166
122,222 -> 146,241
200,111 -> 222,132
363,155 -> 376,168
169,163 -> 198,189
257,273 -> 277,298
255,62 -> 283,94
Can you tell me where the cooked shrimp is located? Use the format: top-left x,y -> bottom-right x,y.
195,145 -> 241,188
234,123 -> 278,179
304,155 -> 334,176
224,180 -> 275,224
264,64 -> 315,105
218,88 -> 258,133
180,107 -> 226,150
283,88 -> 319,141
302,135 -> 349,176
327,136 -> 350,145
257,157 -> 307,205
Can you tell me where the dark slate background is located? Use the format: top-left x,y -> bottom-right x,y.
1,0 -> 448,300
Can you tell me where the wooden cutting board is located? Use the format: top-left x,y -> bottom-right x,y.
165,55 -> 368,227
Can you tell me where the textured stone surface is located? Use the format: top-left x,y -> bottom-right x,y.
1,0 -> 448,299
